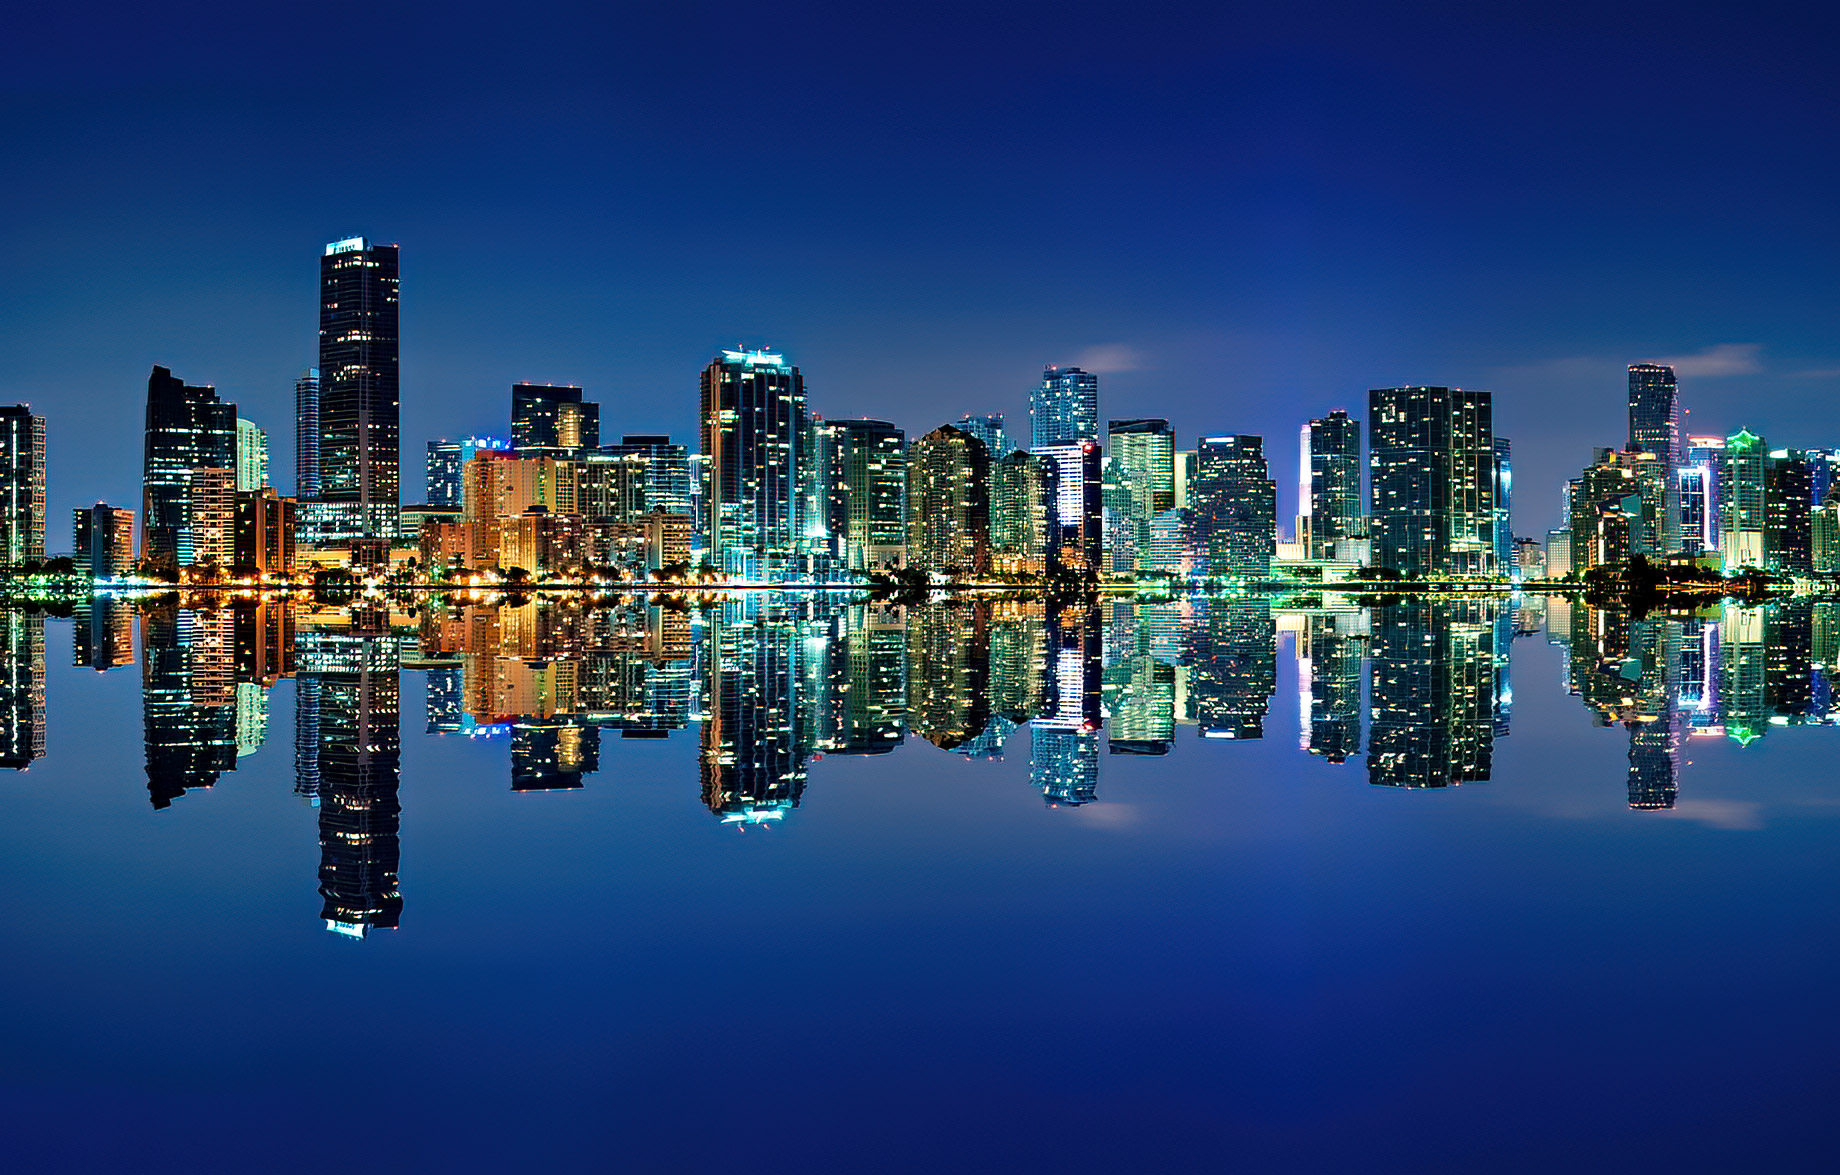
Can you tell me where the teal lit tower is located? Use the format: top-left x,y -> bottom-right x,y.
1031,366 -> 1098,449
0,406 -> 45,567
701,349 -> 807,579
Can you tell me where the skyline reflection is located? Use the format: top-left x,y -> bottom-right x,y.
1,591 -> 1834,934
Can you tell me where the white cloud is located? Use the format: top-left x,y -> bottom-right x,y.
1653,343 -> 1763,378
1071,343 -> 1145,374
1660,798 -> 1764,831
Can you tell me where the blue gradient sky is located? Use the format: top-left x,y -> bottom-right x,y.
4,1 -> 1836,536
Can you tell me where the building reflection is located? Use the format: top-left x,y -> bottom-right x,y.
52,584 -> 1840,935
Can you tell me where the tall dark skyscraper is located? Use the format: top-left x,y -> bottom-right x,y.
294,368 -> 320,499
1301,410 -> 1361,559
1367,386 -> 1496,577
0,406 -> 45,566
819,419 -> 907,571
142,366 -> 236,567
512,383 -> 600,458
1628,363 -> 1681,467
1193,435 -> 1276,578
700,350 -> 807,579
1030,366 -> 1099,449
317,237 -> 400,539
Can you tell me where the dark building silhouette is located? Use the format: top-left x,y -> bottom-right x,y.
142,366 -> 236,567
701,350 -> 807,579
1367,599 -> 1500,788
1304,411 -> 1362,560
141,606 -> 238,808
314,650 -> 403,937
1193,436 -> 1276,578
1368,386 -> 1497,576
512,383 -> 600,458
701,599 -> 811,823
316,237 -> 400,540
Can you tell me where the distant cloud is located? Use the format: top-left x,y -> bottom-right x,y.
1661,798 -> 1764,831
1072,343 -> 1145,374
1790,366 -> 1840,379
1653,343 -> 1763,378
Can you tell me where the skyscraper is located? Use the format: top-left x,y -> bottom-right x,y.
700,349 -> 807,579
143,366 -> 236,567
74,503 -> 134,578
317,236 -> 400,540
1109,419 -> 1174,572
1031,365 -> 1098,449
426,437 -> 511,507
990,450 -> 1054,575
294,368 -> 320,499
1628,363 -> 1681,467
512,383 -> 600,458
0,406 -> 45,566
1031,442 -> 1103,574
236,417 -> 269,492
822,419 -> 907,571
957,414 -> 1010,458
1192,435 -> 1276,578
1493,437 -> 1513,571
1367,386 -> 1496,577
1719,428 -> 1767,571
906,425 -> 990,575
1302,410 -> 1362,559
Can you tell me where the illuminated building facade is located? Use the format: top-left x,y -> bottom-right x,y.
700,350 -> 806,579
1109,419 -> 1174,572
512,383 -> 599,458
990,450 -> 1054,574
1193,435 -> 1275,579
1301,410 -> 1362,560
1367,386 -> 1496,576
143,366 -> 236,567
294,368 -> 320,498
1718,429 -> 1767,571
187,468 -> 237,568
907,425 -> 990,574
235,417 -> 268,492
818,419 -> 907,570
74,502 -> 134,578
316,236 -> 401,540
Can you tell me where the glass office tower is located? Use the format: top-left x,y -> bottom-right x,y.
1030,366 -> 1099,449
317,236 -> 400,540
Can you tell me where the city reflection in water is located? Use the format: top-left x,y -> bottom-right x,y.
7,592 -> 1838,936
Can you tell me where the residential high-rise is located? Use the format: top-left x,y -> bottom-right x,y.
597,436 -> 695,518
700,350 -> 807,579
1765,448 -> 1814,575
1567,448 -> 1668,571
1108,419 -> 1174,572
0,406 -> 45,566
74,503 -> 134,578
236,418 -> 269,492
1719,428 -> 1767,571
1031,442 -> 1103,573
512,383 -> 600,458
143,366 -> 236,567
1367,386 -> 1496,577
822,419 -> 907,571
426,437 -> 511,507
186,469 -> 238,568
1301,410 -> 1361,559
1031,366 -> 1098,449
907,425 -> 989,575
234,488 -> 299,576
317,236 -> 400,540
957,414 -> 1010,458
990,450 -> 1054,575
294,368 -> 320,499
1628,363 -> 1681,468
1192,435 -> 1276,578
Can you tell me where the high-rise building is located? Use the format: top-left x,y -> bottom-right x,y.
1765,449 -> 1814,575
907,425 -> 989,575
1192,435 -> 1276,578
426,436 -> 511,507
990,450 -> 1054,575
1546,529 -> 1573,577
1628,363 -> 1681,468
186,469 -> 237,568
1679,435 -> 1723,555
595,436 -> 696,518
1030,442 -> 1103,574
317,236 -> 400,540
74,503 -> 134,578
957,414 -> 1010,458
143,366 -> 236,567
236,418 -> 269,492
1492,437 -> 1513,571
821,419 -> 907,571
0,406 -> 45,566
512,383 -> 600,458
1031,365 -> 1098,449
700,350 -> 807,579
234,488 -> 299,576
1301,411 -> 1362,559
1567,448 -> 1668,571
295,368 -> 320,499
1109,419 -> 1174,572
1719,428 -> 1767,571
0,611 -> 45,770
1367,386 -> 1496,577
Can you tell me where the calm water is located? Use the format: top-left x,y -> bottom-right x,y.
2,592 -> 1837,1171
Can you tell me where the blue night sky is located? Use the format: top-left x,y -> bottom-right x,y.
3,1 -> 1836,537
